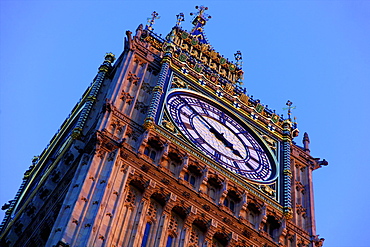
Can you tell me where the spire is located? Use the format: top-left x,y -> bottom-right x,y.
190,5 -> 211,44
303,132 -> 310,153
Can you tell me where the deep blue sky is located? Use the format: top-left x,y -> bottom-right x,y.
1,1 -> 369,246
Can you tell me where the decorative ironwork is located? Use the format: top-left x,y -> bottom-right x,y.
190,5 -> 212,23
283,100 -> 296,120
146,11 -> 160,31
176,13 -> 185,27
234,51 -> 242,68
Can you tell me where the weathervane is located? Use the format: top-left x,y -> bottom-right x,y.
176,13 -> 185,27
283,100 -> 296,120
146,11 -> 160,31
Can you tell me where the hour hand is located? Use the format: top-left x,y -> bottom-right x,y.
209,127 -> 232,147
210,127 -> 243,159
209,128 -> 241,154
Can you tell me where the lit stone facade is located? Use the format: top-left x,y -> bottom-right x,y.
0,7 -> 326,247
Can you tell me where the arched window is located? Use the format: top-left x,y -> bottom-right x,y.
207,177 -> 222,202
184,172 -> 197,187
247,203 -> 260,229
263,215 -> 281,241
209,187 -> 216,200
141,222 -> 152,247
140,193 -> 166,247
143,139 -> 163,162
170,163 -> 177,174
166,206 -> 187,247
190,219 -> 208,246
230,200 -> 235,212
183,165 -> 202,189
212,232 -> 229,247
223,190 -> 241,214
168,152 -> 182,176
166,236 -> 173,247
190,175 -> 196,186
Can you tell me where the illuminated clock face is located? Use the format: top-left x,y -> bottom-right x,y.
166,90 -> 276,183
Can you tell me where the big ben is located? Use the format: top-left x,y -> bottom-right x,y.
0,6 -> 327,247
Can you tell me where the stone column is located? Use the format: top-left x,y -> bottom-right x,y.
73,53 -> 115,139
143,52 -> 172,129
282,120 -> 293,220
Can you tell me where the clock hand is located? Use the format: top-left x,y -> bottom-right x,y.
209,127 -> 243,159
177,95 -> 243,159
209,127 -> 232,148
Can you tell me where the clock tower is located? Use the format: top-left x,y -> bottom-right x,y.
0,6 -> 327,247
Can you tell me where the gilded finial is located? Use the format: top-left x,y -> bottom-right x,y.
283,100 -> 296,121
293,116 -> 298,127
190,6 -> 211,21
189,6 -> 211,44
234,51 -> 243,68
104,53 -> 115,63
146,11 -> 160,31
190,6 -> 211,27
176,13 -> 185,27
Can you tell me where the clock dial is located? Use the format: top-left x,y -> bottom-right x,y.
166,90 -> 276,183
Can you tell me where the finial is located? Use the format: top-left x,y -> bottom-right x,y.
283,100 -> 296,120
303,132 -> 310,152
303,132 -> 310,142
176,13 -> 185,27
292,115 -> 297,126
189,6 -> 211,44
190,6 -> 211,28
190,6 -> 211,21
234,51 -> 244,84
234,51 -> 243,68
104,53 -> 115,63
146,11 -> 160,31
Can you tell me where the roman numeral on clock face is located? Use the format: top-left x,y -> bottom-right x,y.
183,122 -> 192,129
214,151 -> 221,161
181,110 -> 191,118
195,138 -> 205,144
233,161 -> 241,169
258,167 -> 271,179
219,112 -> 226,124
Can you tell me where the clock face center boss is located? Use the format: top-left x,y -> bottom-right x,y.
166,90 -> 277,183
